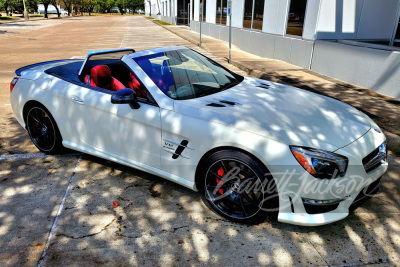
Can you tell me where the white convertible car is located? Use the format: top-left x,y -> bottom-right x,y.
10,47 -> 388,226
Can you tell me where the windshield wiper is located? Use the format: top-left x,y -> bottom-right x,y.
219,81 -> 239,91
196,87 -> 223,98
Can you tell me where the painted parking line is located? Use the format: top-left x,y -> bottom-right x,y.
95,39 -> 118,42
4,104 -> 11,106
0,152 -> 81,161
37,154 -> 82,267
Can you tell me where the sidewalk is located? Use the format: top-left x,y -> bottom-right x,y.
163,24 -> 400,156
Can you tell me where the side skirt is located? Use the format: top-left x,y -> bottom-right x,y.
62,140 -> 197,191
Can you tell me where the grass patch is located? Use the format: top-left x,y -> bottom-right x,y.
0,16 -> 16,20
145,16 -> 154,19
153,19 -> 171,25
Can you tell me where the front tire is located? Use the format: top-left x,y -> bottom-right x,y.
200,150 -> 278,224
25,105 -> 64,154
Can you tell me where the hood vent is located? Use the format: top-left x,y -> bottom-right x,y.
255,82 -> 270,89
207,102 -> 226,107
206,99 -> 241,107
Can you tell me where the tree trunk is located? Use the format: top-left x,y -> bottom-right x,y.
44,3 -> 49,18
53,4 -> 60,17
3,3 -> 8,16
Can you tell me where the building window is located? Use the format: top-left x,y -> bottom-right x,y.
243,0 -> 253,29
243,0 -> 264,30
164,2 -> 166,16
286,0 -> 307,36
216,0 -> 222,24
178,0 -> 189,24
253,0 -> 264,30
216,0 -> 227,25
202,0 -> 206,21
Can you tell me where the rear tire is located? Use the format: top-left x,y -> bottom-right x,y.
200,150 -> 278,224
25,104 -> 64,154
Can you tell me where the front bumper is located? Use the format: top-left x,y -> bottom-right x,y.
275,128 -> 388,226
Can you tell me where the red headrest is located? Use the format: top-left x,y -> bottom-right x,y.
91,65 -> 112,87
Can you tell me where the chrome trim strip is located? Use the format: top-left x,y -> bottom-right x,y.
364,153 -> 386,172
302,196 -> 350,206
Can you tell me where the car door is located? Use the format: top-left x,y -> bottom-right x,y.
64,84 -> 162,169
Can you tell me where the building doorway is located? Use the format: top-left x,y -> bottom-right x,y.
177,0 -> 189,25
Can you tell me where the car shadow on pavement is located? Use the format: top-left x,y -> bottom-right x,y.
30,150 -> 399,266
1,95 -> 400,265
0,112 -> 41,155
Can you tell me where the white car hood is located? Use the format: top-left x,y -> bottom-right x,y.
174,77 -> 371,151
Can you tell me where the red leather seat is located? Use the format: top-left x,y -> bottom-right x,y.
85,65 -> 125,91
128,72 -> 147,98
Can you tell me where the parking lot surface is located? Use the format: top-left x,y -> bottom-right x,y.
0,16 -> 399,266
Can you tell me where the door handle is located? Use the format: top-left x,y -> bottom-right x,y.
71,96 -> 84,105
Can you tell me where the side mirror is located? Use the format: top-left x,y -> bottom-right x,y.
111,89 -> 140,109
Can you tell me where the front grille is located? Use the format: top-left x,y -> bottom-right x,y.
362,146 -> 386,173
303,202 -> 339,214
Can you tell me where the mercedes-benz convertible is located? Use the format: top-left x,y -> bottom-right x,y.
10,47 -> 388,226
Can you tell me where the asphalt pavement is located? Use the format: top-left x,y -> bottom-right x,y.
0,15 -> 399,266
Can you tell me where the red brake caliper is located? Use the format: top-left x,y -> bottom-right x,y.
216,167 -> 225,194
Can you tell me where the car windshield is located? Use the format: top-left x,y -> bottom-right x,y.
132,49 -> 243,100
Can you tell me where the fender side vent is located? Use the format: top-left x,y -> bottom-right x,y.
172,140 -> 189,159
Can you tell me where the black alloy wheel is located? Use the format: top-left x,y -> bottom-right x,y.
202,150 -> 278,224
26,106 -> 63,154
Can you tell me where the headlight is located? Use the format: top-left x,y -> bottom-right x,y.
290,146 -> 348,179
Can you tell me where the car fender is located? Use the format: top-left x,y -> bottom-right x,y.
11,75 -> 69,134
160,108 -> 297,193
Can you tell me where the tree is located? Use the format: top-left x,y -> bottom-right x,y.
1,0 -> 23,15
115,0 -> 124,15
1,0 -> 37,14
26,0 -> 39,11
61,0 -> 72,15
40,0 -> 52,18
124,0 -> 143,14
50,0 -> 61,17
82,0 -> 96,15
0,0 -> 10,15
